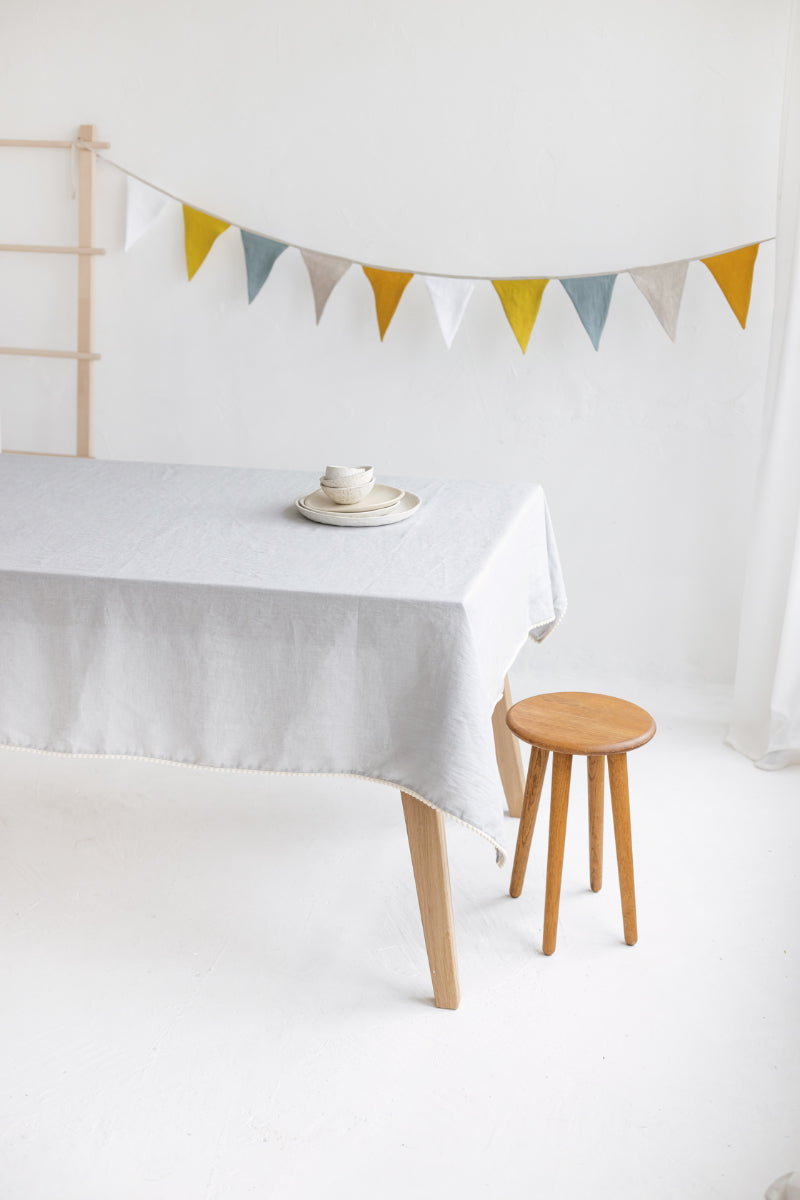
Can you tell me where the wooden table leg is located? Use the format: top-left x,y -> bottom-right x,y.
401,792 -> 460,1010
492,675 -> 526,817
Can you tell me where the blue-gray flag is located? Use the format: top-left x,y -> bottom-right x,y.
561,274 -> 617,350
241,231 -> 288,304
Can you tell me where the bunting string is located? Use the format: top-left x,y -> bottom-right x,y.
103,151 -> 773,349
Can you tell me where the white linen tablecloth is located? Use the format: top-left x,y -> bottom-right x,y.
0,457 -> 567,861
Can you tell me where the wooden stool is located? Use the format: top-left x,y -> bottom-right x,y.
506,692 -> 656,954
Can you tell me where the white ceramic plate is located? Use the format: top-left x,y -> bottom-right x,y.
296,491 -> 421,527
303,485 -> 404,515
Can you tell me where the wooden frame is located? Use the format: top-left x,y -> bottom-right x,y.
0,125 -> 108,456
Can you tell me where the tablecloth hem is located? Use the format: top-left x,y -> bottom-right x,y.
0,740 -> 509,867
491,604 -> 570,710
529,598 -> 569,643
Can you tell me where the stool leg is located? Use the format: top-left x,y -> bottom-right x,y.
607,752 -> 638,946
543,752 -> 572,955
510,747 -> 549,898
587,754 -> 604,892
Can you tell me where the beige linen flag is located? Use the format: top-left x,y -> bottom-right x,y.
300,250 -> 352,322
628,261 -> 689,342
422,277 -> 475,348
125,176 -> 173,251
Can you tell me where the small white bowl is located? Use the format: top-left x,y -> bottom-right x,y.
324,464 -> 373,481
320,478 -> 375,504
321,467 -> 374,489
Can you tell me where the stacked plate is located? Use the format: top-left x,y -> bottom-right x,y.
296,471 -> 421,527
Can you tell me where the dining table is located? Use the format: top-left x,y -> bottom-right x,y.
0,455 -> 567,1009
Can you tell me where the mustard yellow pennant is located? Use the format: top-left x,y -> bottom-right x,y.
183,205 -> 231,281
362,267 -> 414,340
701,244 -> 759,329
492,279 -> 549,353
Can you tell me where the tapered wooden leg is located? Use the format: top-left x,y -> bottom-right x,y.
587,754 -> 604,892
492,676 -> 526,817
401,793 -> 460,1010
543,752 -> 572,955
607,753 -> 638,946
510,747 -> 549,898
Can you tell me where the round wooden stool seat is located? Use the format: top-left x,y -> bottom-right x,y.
505,691 -> 656,955
506,691 -> 656,757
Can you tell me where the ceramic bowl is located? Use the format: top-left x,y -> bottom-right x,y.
324,464 -> 373,481
319,477 -> 376,504
321,468 -> 374,491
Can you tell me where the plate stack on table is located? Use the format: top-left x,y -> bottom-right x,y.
296,465 -> 421,527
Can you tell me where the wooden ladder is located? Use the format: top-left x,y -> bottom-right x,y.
0,123 -> 109,456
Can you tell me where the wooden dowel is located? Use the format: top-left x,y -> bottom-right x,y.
76,123 -> 96,458
0,138 -> 110,149
0,244 -> 105,256
2,449 -> 75,457
0,347 -> 101,361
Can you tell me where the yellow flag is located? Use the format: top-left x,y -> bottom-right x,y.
362,267 -> 414,340
700,244 -> 759,329
492,279 -> 549,352
183,205 -> 230,281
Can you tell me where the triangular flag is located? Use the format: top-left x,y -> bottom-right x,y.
240,231 -> 288,304
422,277 -> 475,349
125,176 -> 172,251
362,267 -> 414,340
492,279 -> 549,353
701,244 -> 759,329
628,261 -> 689,342
182,205 -> 230,281
561,275 -> 617,350
300,250 -> 352,322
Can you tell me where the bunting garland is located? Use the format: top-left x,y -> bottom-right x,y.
110,155 -> 769,351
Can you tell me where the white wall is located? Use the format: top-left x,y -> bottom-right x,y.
0,0 -> 789,696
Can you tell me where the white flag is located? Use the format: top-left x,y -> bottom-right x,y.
628,261 -> 689,342
125,175 -> 173,251
422,276 -> 475,349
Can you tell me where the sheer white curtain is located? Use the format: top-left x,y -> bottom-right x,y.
727,4 -> 800,769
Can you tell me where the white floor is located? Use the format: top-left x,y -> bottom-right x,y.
1,697 -> 798,1200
